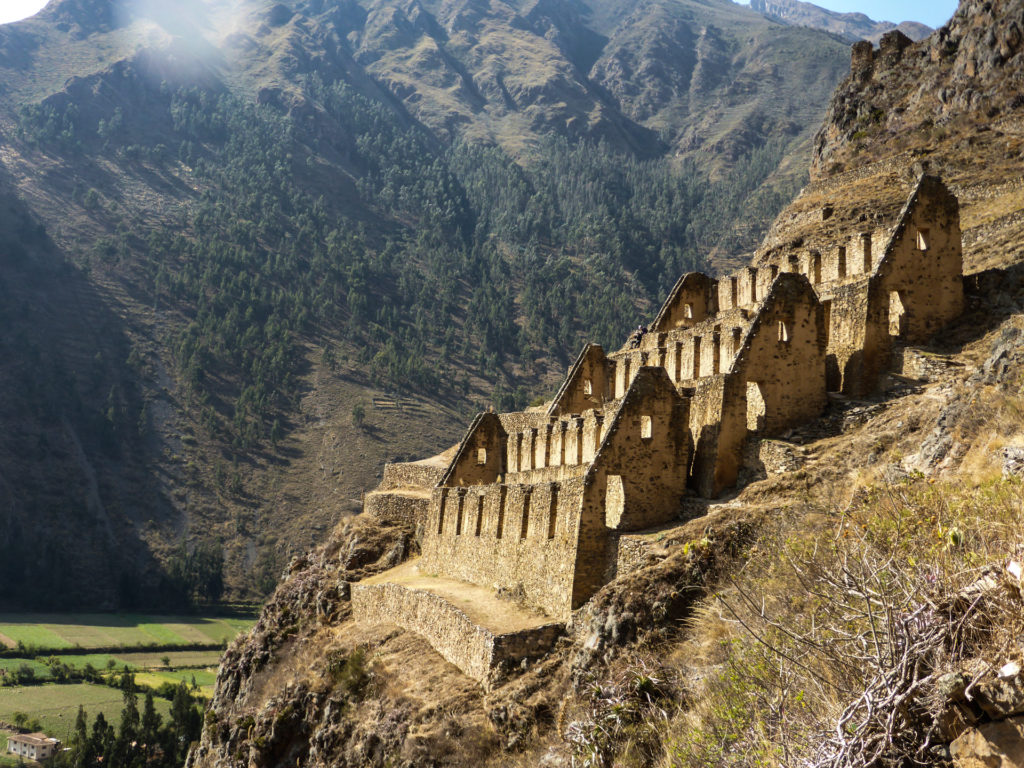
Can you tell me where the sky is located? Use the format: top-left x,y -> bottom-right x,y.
0,0 -> 50,25
0,0 -> 962,31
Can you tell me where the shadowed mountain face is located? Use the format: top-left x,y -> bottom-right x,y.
0,0 -> 851,606
0,179 -> 176,608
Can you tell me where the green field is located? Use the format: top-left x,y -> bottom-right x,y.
1,651 -> 224,696
0,614 -> 254,651
0,615 -> 249,758
0,658 -> 51,678
0,683 -> 173,742
51,650 -> 225,670
135,669 -> 218,696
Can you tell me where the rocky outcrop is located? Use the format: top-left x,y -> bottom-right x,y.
206,516 -> 415,716
812,0 -> 1024,180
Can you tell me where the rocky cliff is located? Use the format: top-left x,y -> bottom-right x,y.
808,0 -> 1024,275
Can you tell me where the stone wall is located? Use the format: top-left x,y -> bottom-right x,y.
733,273 -> 827,435
504,412 -> 607,476
589,367 -> 691,531
364,490 -> 429,524
547,344 -> 612,417
817,278 -> 871,393
872,175 -> 964,344
442,412 -> 507,486
379,461 -> 447,491
651,272 -> 717,332
350,581 -> 563,685
683,273 -> 824,495
421,476 -> 588,617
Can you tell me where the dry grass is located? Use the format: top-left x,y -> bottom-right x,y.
663,474 -> 1024,767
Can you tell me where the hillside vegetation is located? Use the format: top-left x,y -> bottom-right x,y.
0,0 -> 851,605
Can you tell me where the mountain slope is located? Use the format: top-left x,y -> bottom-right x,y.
0,0 -> 850,605
750,0 -> 933,43
807,0 -> 1024,274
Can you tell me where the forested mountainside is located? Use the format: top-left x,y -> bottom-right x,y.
191,0 -> 1024,766
0,0 -> 853,605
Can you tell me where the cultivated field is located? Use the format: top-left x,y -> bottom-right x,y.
0,651 -> 225,697
0,614 -> 253,650
50,650 -> 226,670
0,683 -> 173,740
0,613 -> 253,760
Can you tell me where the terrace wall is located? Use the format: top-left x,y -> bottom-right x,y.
421,476 -> 589,617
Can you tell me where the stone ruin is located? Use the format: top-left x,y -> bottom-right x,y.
351,173 -> 964,685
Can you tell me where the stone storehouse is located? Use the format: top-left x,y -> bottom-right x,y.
351,173 -> 964,683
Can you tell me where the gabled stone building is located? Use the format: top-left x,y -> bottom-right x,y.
352,173 -> 965,684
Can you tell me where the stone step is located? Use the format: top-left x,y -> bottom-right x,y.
351,559 -> 563,687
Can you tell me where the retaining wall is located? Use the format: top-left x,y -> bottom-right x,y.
350,581 -> 563,685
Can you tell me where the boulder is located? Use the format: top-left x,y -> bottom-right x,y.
951,716 -> 1024,767
976,673 -> 1024,720
1003,447 -> 1024,478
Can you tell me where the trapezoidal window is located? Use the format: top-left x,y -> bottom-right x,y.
455,494 -> 464,535
837,246 -> 847,278
778,321 -> 790,344
547,487 -> 558,539
684,302 -> 694,319
474,495 -> 484,536
583,378 -> 593,396
640,415 -> 652,439
861,233 -> 873,272
476,447 -> 487,465
916,227 -> 930,251
889,291 -> 907,337
732,327 -> 742,357
746,381 -> 766,432
520,492 -> 531,539
730,276 -> 739,307
811,252 -> 822,284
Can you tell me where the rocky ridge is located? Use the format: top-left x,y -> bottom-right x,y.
750,0 -> 933,43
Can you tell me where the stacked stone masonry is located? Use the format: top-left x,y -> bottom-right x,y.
351,171 -> 965,680
350,579 -> 563,686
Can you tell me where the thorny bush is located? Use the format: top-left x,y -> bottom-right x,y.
668,476 -> 1024,768
565,658 -> 680,768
